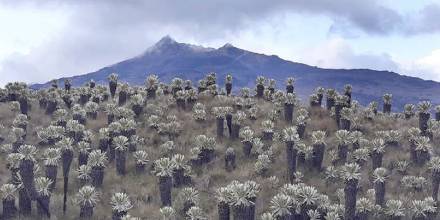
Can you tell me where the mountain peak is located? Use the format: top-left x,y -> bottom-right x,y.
144,35 -> 180,54
157,35 -> 177,45
145,36 -> 216,54
220,43 -> 234,48
217,42 -> 245,55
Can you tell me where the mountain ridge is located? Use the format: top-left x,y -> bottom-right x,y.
31,36 -> 440,110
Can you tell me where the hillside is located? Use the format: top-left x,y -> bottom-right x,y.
1,74 -> 440,219
31,36 -> 440,110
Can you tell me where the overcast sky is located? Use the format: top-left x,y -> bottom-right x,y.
1,0 -> 440,87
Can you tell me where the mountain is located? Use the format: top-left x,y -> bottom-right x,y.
32,35 -> 440,110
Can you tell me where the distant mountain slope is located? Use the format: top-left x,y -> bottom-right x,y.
32,36 -> 440,110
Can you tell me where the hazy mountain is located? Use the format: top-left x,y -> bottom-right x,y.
32,35 -> 440,110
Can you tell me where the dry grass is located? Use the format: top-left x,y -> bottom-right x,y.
0,91 -> 436,220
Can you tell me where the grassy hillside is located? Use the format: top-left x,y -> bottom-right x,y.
0,73 -> 439,220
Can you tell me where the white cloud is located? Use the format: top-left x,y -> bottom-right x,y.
296,37 -> 440,82
0,5 -> 69,59
0,4 -> 71,87
296,38 -> 399,72
400,49 -> 440,81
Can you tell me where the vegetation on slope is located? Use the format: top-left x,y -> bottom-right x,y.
0,73 -> 440,219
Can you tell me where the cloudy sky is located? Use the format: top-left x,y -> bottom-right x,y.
1,0 -> 440,87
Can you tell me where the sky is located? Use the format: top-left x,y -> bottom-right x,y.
0,0 -> 440,87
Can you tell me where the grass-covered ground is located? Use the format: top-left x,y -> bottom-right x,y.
0,75 -> 439,220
